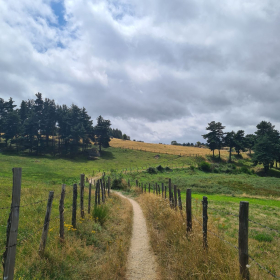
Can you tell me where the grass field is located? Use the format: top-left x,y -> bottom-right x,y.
110,138 -> 249,159
1,145 -> 279,279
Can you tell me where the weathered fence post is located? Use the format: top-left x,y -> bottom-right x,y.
158,183 -> 161,195
59,184 -> 66,239
161,183 -> 164,198
39,191 -> 54,254
178,189 -> 182,210
94,183 -> 98,206
174,185 -> 177,208
202,196 -> 208,248
72,184 -> 77,228
88,183 -> 92,214
108,177 -> 111,197
80,174 -> 85,218
98,181 -> 101,205
239,201 -> 249,280
168,178 -> 172,205
3,168 -> 22,280
101,180 -> 104,203
156,183 -> 158,195
187,189 -> 192,232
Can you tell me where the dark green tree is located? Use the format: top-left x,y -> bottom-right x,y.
223,131 -> 235,162
94,116 -> 111,152
244,134 -> 256,155
233,130 -> 245,155
202,121 -> 225,159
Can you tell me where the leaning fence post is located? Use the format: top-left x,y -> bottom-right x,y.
88,183 -> 92,214
239,201 -> 249,280
80,174 -> 85,218
3,168 -> 22,280
178,189 -> 182,210
187,189 -> 192,232
59,184 -> 66,239
202,196 -> 208,248
39,191 -> 54,254
108,177 -> 111,197
72,184 -> 77,228
174,185 -> 177,208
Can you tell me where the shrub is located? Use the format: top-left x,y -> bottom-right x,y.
199,161 -> 211,172
147,167 -> 157,174
111,178 -> 129,190
156,165 -> 164,172
165,166 -> 172,171
240,166 -> 251,174
190,165 -> 195,171
92,204 -> 109,225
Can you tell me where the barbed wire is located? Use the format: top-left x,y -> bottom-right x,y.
207,206 -> 239,218
0,199 -> 48,210
248,254 -> 280,279
248,219 -> 280,235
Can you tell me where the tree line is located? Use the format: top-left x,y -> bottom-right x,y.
0,93 -> 125,156
202,120 -> 280,173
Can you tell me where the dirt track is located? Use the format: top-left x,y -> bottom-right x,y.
117,192 -> 159,280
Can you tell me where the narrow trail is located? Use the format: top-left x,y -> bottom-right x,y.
116,192 -> 159,280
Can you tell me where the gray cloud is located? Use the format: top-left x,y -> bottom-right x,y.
1,0 -> 280,143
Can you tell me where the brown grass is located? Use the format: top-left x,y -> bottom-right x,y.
7,193 -> 133,280
110,138 -> 247,158
137,193 -> 280,280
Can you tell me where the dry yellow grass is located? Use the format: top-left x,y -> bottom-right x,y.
110,138 -> 231,157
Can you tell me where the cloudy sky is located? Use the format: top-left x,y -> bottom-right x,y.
1,0 -> 280,144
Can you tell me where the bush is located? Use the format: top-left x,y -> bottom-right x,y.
92,204 -> 109,225
165,166 -> 172,171
147,167 -> 157,174
190,165 -> 195,171
199,161 -> 211,172
156,165 -> 164,172
111,178 -> 129,190
240,166 -> 251,174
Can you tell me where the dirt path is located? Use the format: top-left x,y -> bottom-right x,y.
116,192 -> 159,280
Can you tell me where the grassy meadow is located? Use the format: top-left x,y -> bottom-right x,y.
0,142 -> 279,279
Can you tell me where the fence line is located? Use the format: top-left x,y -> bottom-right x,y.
135,178 -> 279,280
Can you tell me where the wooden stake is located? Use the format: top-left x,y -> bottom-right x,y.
3,168 -> 22,280
80,174 -> 85,218
178,189 -> 182,210
187,189 -> 192,232
239,201 -> 249,280
59,184 -> 66,239
202,196 -> 208,248
39,191 -> 54,254
72,184 -> 77,228
88,183 -> 92,214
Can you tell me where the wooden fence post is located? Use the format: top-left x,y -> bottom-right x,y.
170,191 -> 173,208
88,183 -> 92,214
3,168 -> 22,280
80,174 -> 85,218
72,184 -> 77,228
161,183 -> 164,198
158,183 -> 161,195
174,185 -> 177,208
39,191 -> 54,254
178,189 -> 182,210
202,196 -> 208,248
239,201 -> 249,280
101,180 -> 104,203
108,177 -> 111,197
98,181 -> 101,205
168,178 -> 172,205
187,189 -> 192,232
156,183 -> 158,195
59,185 -> 66,239
94,183 -> 97,206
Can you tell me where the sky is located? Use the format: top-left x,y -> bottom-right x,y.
1,0 -> 280,144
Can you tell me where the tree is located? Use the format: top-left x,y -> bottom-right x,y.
245,134 -> 256,155
253,121 -> 279,174
233,130 -> 245,155
224,131 -> 235,162
94,116 -> 111,152
202,121 -> 225,159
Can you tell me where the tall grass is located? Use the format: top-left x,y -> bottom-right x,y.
138,194 -> 277,279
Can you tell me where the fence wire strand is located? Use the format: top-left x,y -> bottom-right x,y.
248,254 -> 280,279
248,219 -> 280,234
